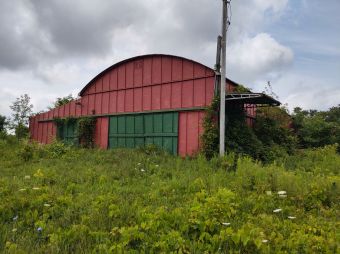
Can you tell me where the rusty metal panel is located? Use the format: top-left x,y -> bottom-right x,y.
182,80 -> 194,108
89,94 -> 95,115
178,111 -> 187,156
194,64 -> 206,79
64,103 -> 70,117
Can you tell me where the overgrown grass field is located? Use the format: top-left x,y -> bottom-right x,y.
0,139 -> 339,253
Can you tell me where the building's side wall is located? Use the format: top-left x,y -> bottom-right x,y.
29,55 -> 240,155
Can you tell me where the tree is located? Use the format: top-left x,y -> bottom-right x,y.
49,94 -> 74,109
0,115 -> 7,132
9,94 -> 33,139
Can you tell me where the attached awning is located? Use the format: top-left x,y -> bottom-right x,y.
225,93 -> 281,106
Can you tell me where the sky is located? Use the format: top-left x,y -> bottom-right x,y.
0,0 -> 339,116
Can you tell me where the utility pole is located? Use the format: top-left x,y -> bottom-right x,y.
219,0 -> 228,156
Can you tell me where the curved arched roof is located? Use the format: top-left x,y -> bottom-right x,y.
78,54 -> 240,96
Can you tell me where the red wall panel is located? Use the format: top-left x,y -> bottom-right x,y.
152,57 -> 162,84
109,91 -> 117,113
103,73 -> 110,92
161,84 -> 171,109
178,110 -> 205,156
194,79 -> 205,107
143,57 -> 152,85
143,86 -> 152,111
134,60 -> 143,87
151,85 -> 161,110
182,80 -> 194,108
117,90 -> 125,113
110,69 -> 118,90
126,61 -> 134,88
133,88 -> 143,112
162,57 -> 172,83
171,82 -> 182,108
102,92 -> 110,114
125,89 -> 134,112
172,58 -> 183,82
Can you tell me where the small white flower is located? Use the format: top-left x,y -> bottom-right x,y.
140,169 -> 145,172
279,194 -> 287,198
24,175 -> 31,180
137,163 -> 141,166
288,216 -> 296,219
44,203 -> 51,207
262,239 -> 268,243
222,222 -> 231,226
19,188 -> 26,192
32,187 -> 40,190
266,191 -> 272,196
277,191 -> 286,195
12,228 -> 17,232
13,215 -> 18,221
155,165 -> 159,167
273,208 -> 282,213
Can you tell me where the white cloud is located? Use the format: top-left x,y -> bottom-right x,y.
227,33 -> 293,83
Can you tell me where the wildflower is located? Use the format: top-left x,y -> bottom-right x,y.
222,222 -> 231,226
262,239 -> 268,243
273,208 -> 282,213
277,191 -> 286,195
288,216 -> 296,220
279,194 -> 287,198
137,163 -> 141,166
32,187 -> 40,190
44,203 -> 51,207
266,191 -> 272,196
155,164 -> 159,167
19,188 -> 26,192
37,227 -> 42,233
141,169 -> 145,172
13,215 -> 18,221
12,228 -> 17,232
34,169 -> 44,178
24,175 -> 31,180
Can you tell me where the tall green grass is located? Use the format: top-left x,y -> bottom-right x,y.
0,139 -> 339,253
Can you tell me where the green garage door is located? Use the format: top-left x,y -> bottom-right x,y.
109,112 -> 178,155
57,121 -> 78,146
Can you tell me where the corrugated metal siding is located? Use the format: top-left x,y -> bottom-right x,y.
178,111 -> 205,156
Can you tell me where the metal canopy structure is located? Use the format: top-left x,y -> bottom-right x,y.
225,93 -> 281,106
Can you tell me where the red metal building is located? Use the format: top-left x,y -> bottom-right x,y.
29,54 -> 279,156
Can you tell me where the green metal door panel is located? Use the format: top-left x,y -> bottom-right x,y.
109,117 -> 118,134
163,113 -> 174,133
154,137 -> 163,148
135,115 -> 143,134
108,112 -> 179,154
126,115 -> 134,134
153,114 -> 163,133
145,137 -> 153,145
109,138 -> 118,149
126,138 -> 134,148
144,114 -> 153,134
118,116 -> 126,134
173,112 -> 179,133
172,137 -> 178,155
118,137 -> 126,148
163,137 -> 173,153
135,137 -> 144,147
